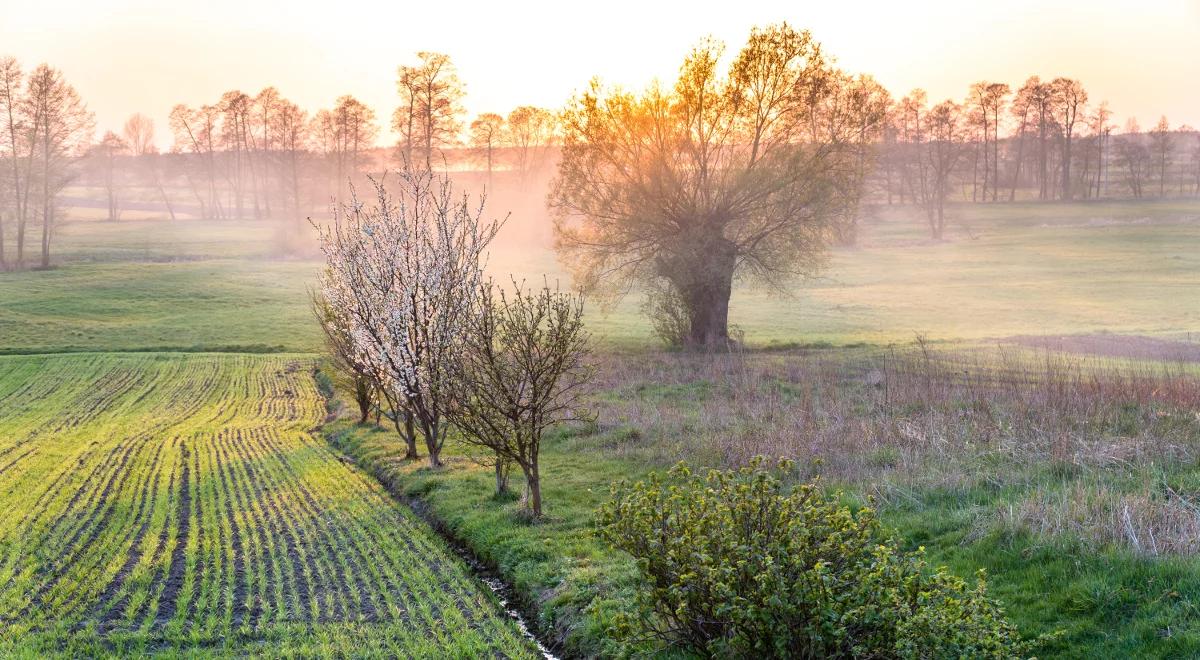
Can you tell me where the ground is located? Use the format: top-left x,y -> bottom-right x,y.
1,195 -> 1199,657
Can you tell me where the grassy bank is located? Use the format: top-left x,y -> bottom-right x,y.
323,419 -> 646,657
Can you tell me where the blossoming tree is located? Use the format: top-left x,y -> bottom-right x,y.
316,167 -> 502,468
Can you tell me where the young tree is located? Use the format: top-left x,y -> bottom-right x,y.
315,168 -> 502,468
449,280 -> 592,517
310,289 -> 377,424
551,24 -> 866,348
393,52 -> 464,171
469,112 -> 504,183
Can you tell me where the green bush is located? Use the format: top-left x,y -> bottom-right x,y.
597,459 -> 1040,658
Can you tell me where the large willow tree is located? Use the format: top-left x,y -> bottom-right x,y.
550,24 -> 883,347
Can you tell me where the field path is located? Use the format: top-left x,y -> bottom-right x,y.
0,352 -> 539,657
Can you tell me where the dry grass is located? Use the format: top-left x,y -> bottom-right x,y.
585,342 -> 1200,555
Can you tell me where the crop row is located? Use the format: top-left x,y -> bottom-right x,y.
0,353 -> 537,657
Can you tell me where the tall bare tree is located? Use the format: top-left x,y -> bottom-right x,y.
270,98 -> 309,246
312,95 -> 378,202
1052,77 -> 1087,200
469,112 -> 504,184
1116,117 -> 1149,198
967,82 -> 1008,202
0,57 -> 22,269
1007,77 -> 1038,201
505,105 -> 556,186
917,100 -> 967,239
25,64 -> 93,268
551,24 -> 866,348
1086,102 -> 1113,199
252,87 -> 282,217
91,131 -> 127,221
823,73 -> 890,245
169,103 -> 222,218
124,113 -> 176,221
1149,116 -> 1173,197
122,112 -> 154,157
1029,80 -> 1056,200
392,52 -> 464,171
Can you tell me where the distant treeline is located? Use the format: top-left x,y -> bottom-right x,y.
2,49 -> 1198,269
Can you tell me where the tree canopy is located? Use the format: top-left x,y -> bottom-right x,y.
550,24 -> 880,347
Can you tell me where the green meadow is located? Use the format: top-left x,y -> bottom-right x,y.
2,197 -> 1199,656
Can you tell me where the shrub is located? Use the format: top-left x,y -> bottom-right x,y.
596,459 -> 1038,658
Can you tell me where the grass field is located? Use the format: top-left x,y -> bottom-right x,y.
2,198 -> 1198,353
2,196 -> 1200,657
0,352 -> 538,657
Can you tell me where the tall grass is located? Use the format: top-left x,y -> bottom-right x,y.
587,343 -> 1200,555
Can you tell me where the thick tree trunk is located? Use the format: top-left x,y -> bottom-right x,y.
661,235 -> 737,350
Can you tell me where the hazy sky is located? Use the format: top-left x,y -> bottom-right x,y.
3,0 -> 1198,146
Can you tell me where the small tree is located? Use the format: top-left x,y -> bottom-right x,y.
449,280 -> 592,518
315,167 -> 501,469
309,288 -> 377,424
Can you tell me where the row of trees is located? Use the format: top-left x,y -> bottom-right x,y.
73,56 -> 559,242
314,168 -> 591,517
879,78 -> 1200,238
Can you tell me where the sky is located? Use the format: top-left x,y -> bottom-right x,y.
2,0 -> 1198,147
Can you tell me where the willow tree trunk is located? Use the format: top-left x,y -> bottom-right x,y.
666,236 -> 737,349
